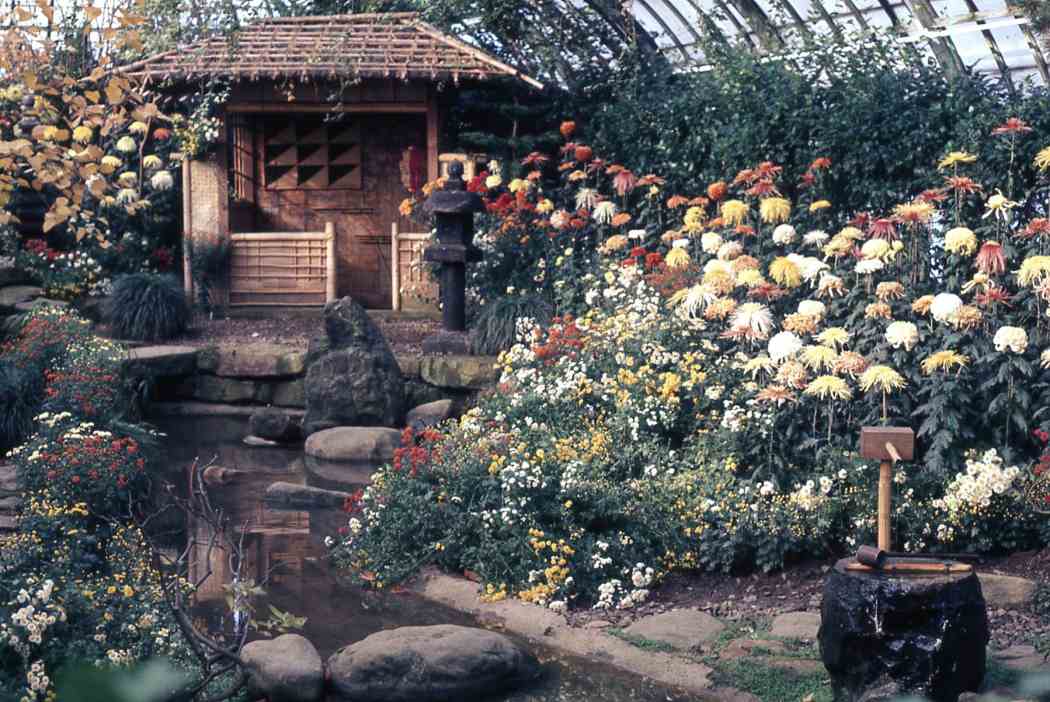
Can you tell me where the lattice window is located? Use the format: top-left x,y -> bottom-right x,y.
262,116 -> 362,190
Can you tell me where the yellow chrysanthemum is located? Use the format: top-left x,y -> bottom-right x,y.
683,206 -> 706,233
128,121 -> 149,135
721,199 -> 749,227
536,198 -> 554,214
938,151 -> 977,170
921,350 -> 970,375
759,197 -> 791,224
1017,256 -> 1050,287
809,200 -> 831,213
800,344 -> 838,372
816,327 -> 850,349
860,239 -> 891,260
665,247 -> 691,269
822,236 -> 853,258
859,365 -> 906,394
1034,146 -> 1050,172
735,268 -> 765,288
743,355 -> 775,379
893,201 -> 935,225
769,257 -> 802,288
803,375 -> 852,401
944,227 -> 977,256
72,125 -> 93,143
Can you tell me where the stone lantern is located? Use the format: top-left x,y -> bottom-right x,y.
421,161 -> 484,354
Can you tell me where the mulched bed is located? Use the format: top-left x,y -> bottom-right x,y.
566,551 -> 1050,651
165,313 -> 440,356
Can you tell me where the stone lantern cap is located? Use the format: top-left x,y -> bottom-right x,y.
424,161 -> 485,215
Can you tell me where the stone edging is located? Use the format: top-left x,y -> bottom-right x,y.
407,567 -> 737,700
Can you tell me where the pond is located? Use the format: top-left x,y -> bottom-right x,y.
154,415 -> 693,702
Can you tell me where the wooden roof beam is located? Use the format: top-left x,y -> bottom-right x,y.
726,0 -> 786,51
900,0 -> 965,78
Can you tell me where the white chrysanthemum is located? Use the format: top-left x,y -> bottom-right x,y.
115,135 -> 137,153
787,253 -> 827,283
803,229 -> 828,246
768,331 -> 803,363
150,170 -> 174,191
1041,348 -> 1050,369
885,321 -> 920,351
993,326 -> 1028,354
930,293 -> 963,323
700,231 -> 723,254
593,201 -> 616,224
485,174 -> 502,189
798,300 -> 825,318
772,224 -> 796,245
116,187 -> 138,204
730,302 -> 774,337
855,258 -> 885,275
676,283 -> 717,317
717,241 -> 742,261
703,258 -> 734,277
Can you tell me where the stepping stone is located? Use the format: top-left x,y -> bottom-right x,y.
0,464 -> 18,497
769,611 -> 821,640
993,644 -> 1047,671
197,344 -> 306,378
623,609 -> 725,651
304,426 -> 401,463
0,515 -> 16,531
123,345 -> 199,377
264,482 -> 350,508
977,573 -> 1037,609
406,399 -> 454,430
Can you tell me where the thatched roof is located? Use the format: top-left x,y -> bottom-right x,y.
119,13 -> 543,89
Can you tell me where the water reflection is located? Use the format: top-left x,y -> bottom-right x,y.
155,415 -> 694,702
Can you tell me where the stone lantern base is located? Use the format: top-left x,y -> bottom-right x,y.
819,558 -> 988,702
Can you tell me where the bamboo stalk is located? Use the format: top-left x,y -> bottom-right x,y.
325,222 -> 337,302
391,222 -> 401,311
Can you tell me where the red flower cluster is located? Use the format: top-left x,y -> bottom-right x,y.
531,317 -> 583,364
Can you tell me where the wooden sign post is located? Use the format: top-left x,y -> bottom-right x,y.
859,427 -> 915,551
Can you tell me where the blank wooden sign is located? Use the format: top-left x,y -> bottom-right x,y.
859,426 -> 915,462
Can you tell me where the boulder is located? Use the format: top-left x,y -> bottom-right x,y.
123,346 -> 199,378
304,455 -> 376,492
327,624 -> 540,702
419,355 -> 498,390
303,298 -> 404,434
249,407 -> 302,443
0,285 -> 41,313
623,609 -> 725,651
977,573 -> 1037,609
241,633 -> 324,702
405,399 -> 454,431
304,427 -> 401,464
264,481 -> 350,508
272,379 -> 306,408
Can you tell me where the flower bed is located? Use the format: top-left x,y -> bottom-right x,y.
334,121 -> 1050,611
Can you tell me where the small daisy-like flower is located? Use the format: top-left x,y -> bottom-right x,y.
804,375 -> 852,401
921,350 -> 970,375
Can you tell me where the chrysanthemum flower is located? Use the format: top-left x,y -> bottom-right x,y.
801,344 -> 838,372
729,302 -> 774,339
865,302 -> 892,320
593,201 -> 616,224
772,224 -> 796,245
992,118 -> 1032,135
921,350 -> 970,375
743,355 -> 775,379
603,234 -> 629,252
893,200 -> 936,226
732,255 -> 760,272
938,151 -> 977,170
885,321 -> 919,351
669,283 -> 716,317
683,206 -> 706,233
1034,146 -> 1050,172
769,257 -> 802,288
875,281 -> 905,301
868,218 -> 898,240
150,170 -> 174,191
976,241 -> 1006,275
575,188 -> 599,211
803,230 -> 828,246
485,174 -> 503,189
983,191 -> 1019,222
944,227 -> 977,256
816,274 -> 846,298
717,242 -> 743,261
911,295 -> 935,315
72,125 -> 93,143
115,136 -> 137,153
804,375 -> 851,401
948,304 -> 982,330
782,313 -> 818,335
1017,255 -> 1050,286
816,327 -> 849,349
855,259 -> 884,275
759,197 -> 791,224
809,200 -> 831,213
756,385 -> 796,405
775,359 -> 809,389
721,200 -> 749,227
536,199 -> 554,214
834,351 -> 868,377
768,331 -> 803,363
859,365 -> 906,393
798,299 -> 825,318
141,154 -> 163,170
1041,348 -> 1050,369
735,269 -> 765,288
860,239 -> 891,260
707,181 -> 728,201
117,171 -> 137,187
611,212 -> 632,227
116,187 -> 138,204
100,155 -> 122,173
930,293 -> 963,322
665,244 -> 691,269
993,326 -> 1028,354
704,297 -> 737,320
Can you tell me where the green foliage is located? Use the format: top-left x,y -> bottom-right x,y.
56,660 -> 191,702
106,273 -> 189,342
471,293 -> 552,355
0,361 -> 33,452
713,659 -> 831,702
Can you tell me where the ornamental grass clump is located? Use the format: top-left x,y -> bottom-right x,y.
0,361 -> 33,452
106,273 -> 189,342
470,293 -> 553,355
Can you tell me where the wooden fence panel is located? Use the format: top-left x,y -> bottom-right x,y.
390,223 -> 438,312
229,223 -> 337,306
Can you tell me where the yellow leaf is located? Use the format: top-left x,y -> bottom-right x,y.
22,72 -> 38,91
15,7 -> 31,21
104,81 -> 122,104
84,5 -> 102,21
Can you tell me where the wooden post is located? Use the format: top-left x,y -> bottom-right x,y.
182,159 -> 194,304
878,460 -> 892,551
391,222 -> 401,311
426,90 -> 439,183
859,427 -> 914,554
324,221 -> 336,302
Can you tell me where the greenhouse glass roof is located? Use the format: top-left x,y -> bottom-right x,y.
626,0 -> 1048,87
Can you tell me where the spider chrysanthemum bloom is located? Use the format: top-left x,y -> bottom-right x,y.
756,384 -> 796,406
945,176 -> 982,195
769,257 -> 802,288
801,344 -> 838,372
865,302 -> 892,320
816,273 -> 846,299
876,281 -> 905,301
948,304 -> 982,330
834,351 -> 868,377
983,191 -> 1019,222
665,245 -> 691,269
992,118 -> 1032,135
817,327 -> 850,349
804,375 -> 852,401
1033,146 -> 1050,172
993,326 -> 1028,354
894,201 -> 936,227
1017,255 -> 1050,287
804,229 -> 828,247
760,197 -> 791,224
721,199 -> 749,227
944,227 -> 977,256
911,295 -> 935,316
1020,218 -> 1050,240
859,365 -> 906,393
729,302 -> 774,339
775,359 -> 809,389
782,313 -> 818,335
975,241 -> 1006,275
885,321 -> 919,351
744,355 -> 776,379
592,201 -> 616,224
921,350 -> 970,375
938,150 -> 977,170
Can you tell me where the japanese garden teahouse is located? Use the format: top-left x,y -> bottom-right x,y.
120,13 -> 542,310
